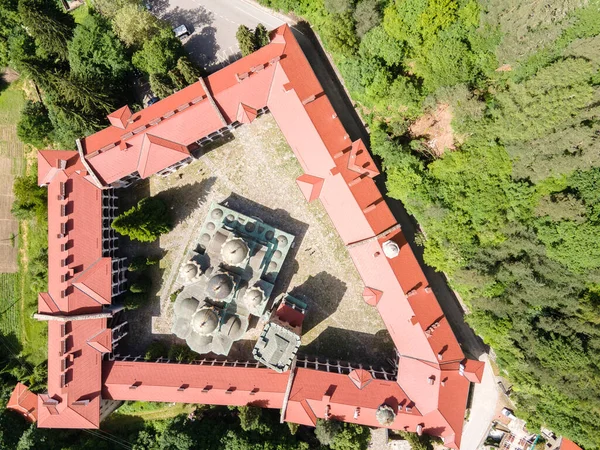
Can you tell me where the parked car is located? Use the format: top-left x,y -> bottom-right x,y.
173,25 -> 190,40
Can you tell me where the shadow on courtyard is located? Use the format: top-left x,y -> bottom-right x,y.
300,327 -> 395,369
220,193 -> 309,300
155,176 -> 217,227
115,177 -> 217,356
288,271 -> 346,335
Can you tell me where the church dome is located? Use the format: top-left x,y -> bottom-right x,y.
223,315 -> 244,340
192,308 -> 219,335
206,273 -> 233,300
180,262 -> 199,282
174,297 -> 199,317
221,238 -> 249,266
244,287 -> 264,308
375,404 -> 396,426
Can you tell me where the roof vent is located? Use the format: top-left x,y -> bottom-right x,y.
129,381 -> 142,389
417,424 -> 424,436
58,159 -> 67,170
459,363 -> 465,376
441,378 -> 447,387
353,407 -> 360,419
302,94 -> 316,105
428,375 -> 435,385
437,352 -> 444,361
382,240 -> 400,258
424,286 -> 432,293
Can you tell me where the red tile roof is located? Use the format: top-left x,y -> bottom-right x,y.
31,24 -> 482,446
561,438 -> 583,450
102,361 -> 289,408
7,382 -> 38,422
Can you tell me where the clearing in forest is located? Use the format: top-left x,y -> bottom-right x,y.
409,103 -> 456,157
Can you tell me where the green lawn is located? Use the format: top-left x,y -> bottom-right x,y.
0,273 -> 20,337
20,221 -> 48,365
0,80 -> 47,365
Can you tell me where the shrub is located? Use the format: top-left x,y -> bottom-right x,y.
111,196 -> 171,242
236,25 -> 256,56
129,274 -> 151,294
17,101 -> 54,148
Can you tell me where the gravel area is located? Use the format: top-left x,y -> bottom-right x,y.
120,115 -> 394,367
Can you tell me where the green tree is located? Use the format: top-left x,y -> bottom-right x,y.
237,406 -> 264,432
112,3 -> 161,48
68,13 -> 132,86
111,196 -> 172,242
169,68 -> 186,90
176,56 -> 202,84
149,72 -> 175,98
93,0 -> 139,19
353,0 -> 381,37
325,0 -> 354,14
129,274 -> 152,294
17,0 -> 75,61
236,25 -> 256,56
144,341 -> 168,361
11,173 -> 47,221
315,419 -> 342,446
319,13 -> 359,56
0,0 -> 20,67
330,423 -> 370,450
16,100 -> 53,148
254,23 -> 270,48
132,27 -> 184,74
123,292 -> 145,310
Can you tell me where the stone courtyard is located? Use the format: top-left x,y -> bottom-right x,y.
120,114 -> 394,367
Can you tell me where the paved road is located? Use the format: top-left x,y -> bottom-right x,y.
462,355 -> 499,450
149,0 -> 286,69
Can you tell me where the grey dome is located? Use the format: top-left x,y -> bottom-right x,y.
181,262 -> 199,281
187,332 -> 213,353
174,297 -> 199,317
211,208 -> 223,219
221,238 -> 249,266
244,287 -> 264,308
172,317 -> 192,339
223,315 -> 244,340
206,273 -> 233,299
192,308 -> 219,335
375,404 -> 396,426
200,233 -> 211,243
277,235 -> 288,247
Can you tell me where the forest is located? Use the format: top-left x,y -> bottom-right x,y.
256,0 -> 600,447
0,0 -> 202,149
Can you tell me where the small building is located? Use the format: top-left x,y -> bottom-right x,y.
6,383 -> 38,423
253,294 -> 306,372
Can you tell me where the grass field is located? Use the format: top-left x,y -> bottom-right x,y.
0,273 -> 20,336
0,81 -> 25,273
0,79 -> 47,365
102,402 -> 195,432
